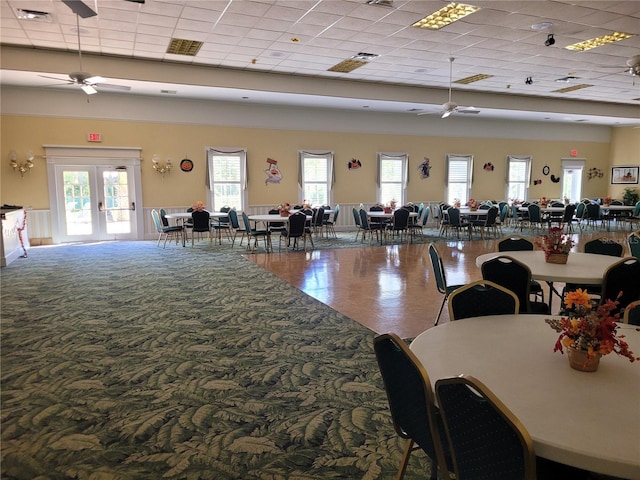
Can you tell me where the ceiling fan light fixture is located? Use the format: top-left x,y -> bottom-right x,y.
544,34 -> 555,46
411,2 -> 480,30
565,32 -> 634,51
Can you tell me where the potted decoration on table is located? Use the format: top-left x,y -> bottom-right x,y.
466,198 -> 479,211
546,289 -> 638,372
277,203 -> 292,216
535,226 -> 573,263
539,196 -> 548,207
602,196 -> 612,207
623,187 -> 639,206
192,200 -> 206,211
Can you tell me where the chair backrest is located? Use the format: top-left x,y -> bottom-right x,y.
550,201 -> 564,207
584,238 -> 623,257
421,206 -> 430,226
191,210 -> 210,231
610,200 -> 623,205
228,209 -> 240,229
369,204 -> 383,212
392,207 -> 410,230
561,203 -> 576,223
150,209 -> 162,232
374,333 -> 450,476
600,257 -> 640,314
448,280 -> 519,321
332,204 -> 340,222
159,208 -> 170,227
527,204 -> 541,222
287,212 -> 307,237
428,243 -> 449,295
359,208 -> 371,230
435,375 -> 536,480
498,235 -> 534,252
484,206 -> 499,226
313,207 -> 325,227
628,232 -> 640,259
268,209 -> 285,228
241,212 -> 252,233
481,255 -> 533,314
622,300 -> 640,326
447,208 -> 462,226
585,203 -> 601,219
352,207 -> 362,227
575,202 -> 586,219
499,204 -> 508,222
633,201 -> 640,217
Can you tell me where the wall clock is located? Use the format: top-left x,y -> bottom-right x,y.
180,158 -> 193,172
542,165 -> 550,176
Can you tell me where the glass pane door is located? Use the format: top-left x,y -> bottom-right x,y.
102,169 -> 131,235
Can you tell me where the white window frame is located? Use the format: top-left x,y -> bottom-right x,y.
206,147 -> 247,212
446,154 -> 473,205
506,155 -> 532,203
377,152 -> 408,206
298,150 -> 334,206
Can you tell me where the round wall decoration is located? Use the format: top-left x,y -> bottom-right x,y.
542,165 -> 550,176
180,158 -> 193,172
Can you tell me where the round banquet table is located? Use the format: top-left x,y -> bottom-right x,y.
410,315 -> 640,478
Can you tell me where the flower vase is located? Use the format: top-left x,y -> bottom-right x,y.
279,210 -> 290,217
567,347 -> 601,372
546,252 -> 568,264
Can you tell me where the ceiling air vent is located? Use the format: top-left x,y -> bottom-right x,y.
454,73 -> 492,85
365,0 -> 394,7
553,84 -> 592,93
167,38 -> 203,56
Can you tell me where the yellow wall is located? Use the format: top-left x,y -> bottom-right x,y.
1,115 -> 637,209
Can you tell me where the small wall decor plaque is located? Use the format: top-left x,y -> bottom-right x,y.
418,157 -> 431,178
348,158 -> 362,170
265,158 -> 282,185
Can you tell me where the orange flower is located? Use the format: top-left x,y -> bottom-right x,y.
564,288 -> 590,310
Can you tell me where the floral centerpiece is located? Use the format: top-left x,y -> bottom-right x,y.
389,199 -> 397,211
192,200 -> 206,211
453,198 -> 461,208
602,195 -> 612,206
539,196 -> 548,207
277,202 -> 292,216
466,198 -> 479,211
546,289 -> 638,371
535,226 -> 573,263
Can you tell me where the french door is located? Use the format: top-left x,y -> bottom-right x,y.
54,165 -> 137,242
46,146 -> 143,243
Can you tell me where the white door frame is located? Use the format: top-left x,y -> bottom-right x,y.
45,145 -> 144,243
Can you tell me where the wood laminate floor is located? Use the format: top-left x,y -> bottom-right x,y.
247,229 -> 635,339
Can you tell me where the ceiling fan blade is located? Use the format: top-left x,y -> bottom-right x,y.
39,74 -> 74,83
94,83 -> 132,91
84,75 -> 105,84
62,0 -> 97,18
81,84 -> 98,95
442,110 -> 453,118
458,106 -> 480,114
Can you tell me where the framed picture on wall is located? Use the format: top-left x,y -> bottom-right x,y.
611,166 -> 639,184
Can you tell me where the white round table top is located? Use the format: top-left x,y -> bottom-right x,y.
475,250 -> 622,284
248,214 -> 311,222
367,211 -> 418,218
410,315 -> 640,478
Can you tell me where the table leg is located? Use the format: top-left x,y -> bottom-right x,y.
546,281 -> 564,313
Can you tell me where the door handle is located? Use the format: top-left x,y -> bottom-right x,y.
98,201 -> 104,212
131,202 -> 136,211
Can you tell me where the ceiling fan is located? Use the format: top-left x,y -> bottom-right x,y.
419,57 -> 480,118
38,0 -> 133,95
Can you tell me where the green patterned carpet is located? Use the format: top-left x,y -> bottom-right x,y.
1,241 -> 435,479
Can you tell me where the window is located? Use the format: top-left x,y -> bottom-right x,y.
377,153 -> 408,205
561,158 -> 585,203
298,150 -> 333,206
446,154 -> 473,205
506,155 -> 531,202
207,148 -> 247,211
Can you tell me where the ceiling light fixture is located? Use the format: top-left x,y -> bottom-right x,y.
411,2 -> 480,30
544,34 -> 555,46
531,22 -> 553,31
15,8 -> 52,22
454,73 -> 492,85
565,32 -> 634,51
525,77 -> 533,85
166,38 -> 203,56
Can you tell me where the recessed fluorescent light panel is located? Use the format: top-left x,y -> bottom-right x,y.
15,8 -> 52,22
328,53 -> 379,73
166,38 -> 203,56
553,84 -> 592,93
454,73 -> 493,85
411,3 -> 480,30
565,32 -> 634,51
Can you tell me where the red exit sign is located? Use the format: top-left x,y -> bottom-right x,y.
88,133 -> 102,142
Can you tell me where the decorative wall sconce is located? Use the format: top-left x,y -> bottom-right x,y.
9,150 -> 35,177
152,154 -> 172,176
